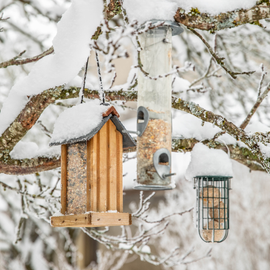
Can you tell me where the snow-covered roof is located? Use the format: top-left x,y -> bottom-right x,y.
185,143 -> 233,181
50,101 -> 136,149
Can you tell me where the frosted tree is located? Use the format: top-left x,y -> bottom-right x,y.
1,0 -> 270,269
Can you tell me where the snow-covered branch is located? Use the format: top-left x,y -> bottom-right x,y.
174,2 -> 270,31
1,85 -> 269,174
106,1 -> 270,32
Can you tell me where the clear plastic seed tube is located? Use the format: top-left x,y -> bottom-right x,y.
136,26 -> 172,190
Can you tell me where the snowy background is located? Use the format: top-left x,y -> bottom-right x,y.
1,0 -> 270,269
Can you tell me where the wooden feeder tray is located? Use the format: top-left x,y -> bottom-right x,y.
51,212 -> 131,228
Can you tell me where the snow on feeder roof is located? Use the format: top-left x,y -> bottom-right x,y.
50,100 -> 135,149
185,143 -> 233,181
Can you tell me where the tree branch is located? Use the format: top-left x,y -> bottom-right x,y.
0,86 -> 269,175
174,3 -> 270,31
2,140 -> 266,172
240,84 -> 270,129
0,137 -> 265,175
0,156 -> 60,175
172,97 -> 270,172
0,47 -> 54,69
0,86 -> 137,160
188,28 -> 255,79
172,137 -> 265,171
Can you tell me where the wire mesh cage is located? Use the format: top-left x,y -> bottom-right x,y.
194,175 -> 232,243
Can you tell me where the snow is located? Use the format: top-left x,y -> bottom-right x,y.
185,143 -> 233,181
139,245 -> 151,254
0,0 -> 103,136
10,142 -> 39,159
173,112 -> 220,141
10,141 -> 60,159
123,0 -> 178,25
259,143 -> 270,158
172,111 -> 247,148
119,243 -> 133,249
30,239 -> 49,270
15,0 -> 102,96
52,212 -> 64,217
123,0 -> 257,25
172,77 -> 191,94
50,100 -> 109,144
245,121 -> 270,133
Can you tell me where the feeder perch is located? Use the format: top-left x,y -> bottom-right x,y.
50,106 -> 136,227
135,21 -> 183,190
194,175 -> 232,243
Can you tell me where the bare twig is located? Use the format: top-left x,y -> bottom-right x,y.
138,207 -> 194,224
0,47 -> 54,68
257,64 -> 267,97
136,62 -> 194,81
188,28 -> 255,79
240,83 -> 270,129
189,60 -> 221,87
6,20 -> 44,50
37,120 -> 52,138
109,72 -> 117,89
182,248 -> 212,265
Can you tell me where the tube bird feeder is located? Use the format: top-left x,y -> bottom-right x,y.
194,175 -> 232,243
135,21 -> 183,190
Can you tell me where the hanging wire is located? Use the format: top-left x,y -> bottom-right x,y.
95,51 -> 105,104
79,56 -> 89,104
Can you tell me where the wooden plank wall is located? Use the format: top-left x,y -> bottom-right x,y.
61,145 -> 67,214
87,120 -> 123,213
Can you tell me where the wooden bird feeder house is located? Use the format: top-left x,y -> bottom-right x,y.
50,104 -> 136,228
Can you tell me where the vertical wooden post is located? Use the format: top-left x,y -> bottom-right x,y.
61,145 -> 67,214
108,120 -> 117,211
98,123 -> 108,212
87,140 -> 91,212
116,131 -> 123,212
89,136 -> 98,212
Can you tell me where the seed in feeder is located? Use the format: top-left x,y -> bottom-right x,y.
202,220 -> 225,242
199,185 -> 220,207
137,116 -> 171,185
209,201 -> 227,223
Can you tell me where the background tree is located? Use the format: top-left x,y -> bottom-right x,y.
1,0 -> 270,269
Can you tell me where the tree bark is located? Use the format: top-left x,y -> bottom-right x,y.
0,87 -> 268,175
0,137 -> 264,175
174,3 -> 270,31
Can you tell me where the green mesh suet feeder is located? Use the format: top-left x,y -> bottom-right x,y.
194,176 -> 232,243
